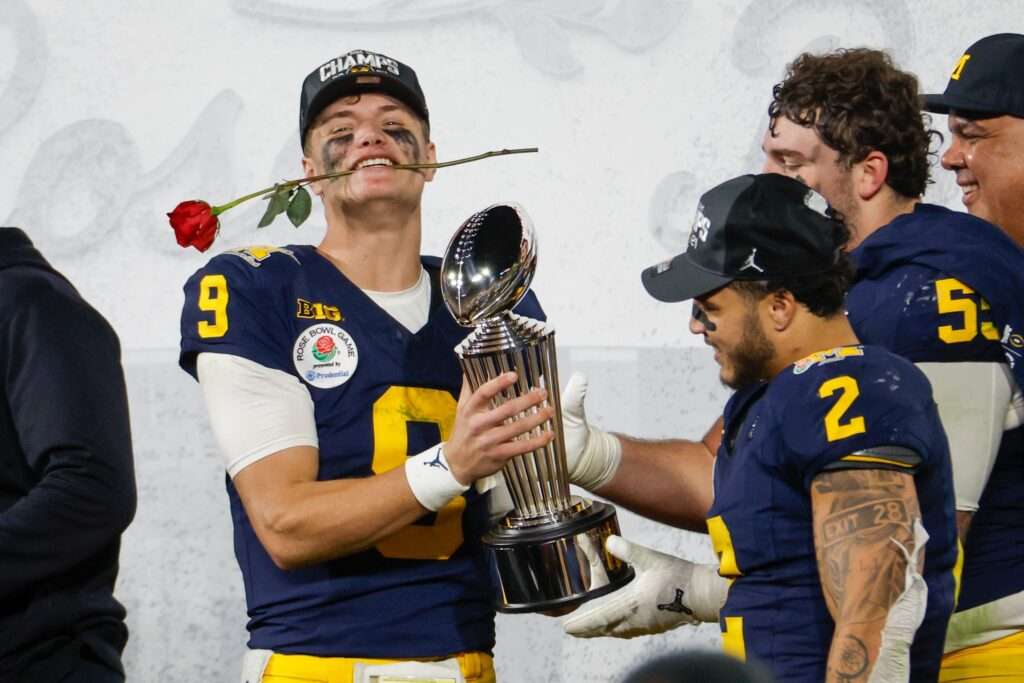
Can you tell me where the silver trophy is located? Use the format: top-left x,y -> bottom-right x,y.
441,203 -> 634,613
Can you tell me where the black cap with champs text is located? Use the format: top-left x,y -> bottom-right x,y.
641,174 -> 845,303
922,33 -> 1024,118
299,49 -> 429,146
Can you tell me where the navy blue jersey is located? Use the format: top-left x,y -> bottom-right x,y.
179,244 -> 544,658
849,203 -> 1024,612
709,345 -> 957,682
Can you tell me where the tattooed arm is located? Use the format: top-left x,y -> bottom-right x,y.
811,468 -> 921,683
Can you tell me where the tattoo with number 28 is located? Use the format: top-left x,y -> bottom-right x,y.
811,468 -> 920,682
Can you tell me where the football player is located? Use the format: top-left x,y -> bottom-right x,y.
570,173 -> 959,681
923,33 -> 1024,681
564,48 -> 1024,682
179,49 -> 552,683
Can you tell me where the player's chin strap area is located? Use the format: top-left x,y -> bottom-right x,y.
867,518 -> 929,683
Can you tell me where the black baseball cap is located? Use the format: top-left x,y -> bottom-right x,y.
642,174 -> 844,303
922,33 -> 1024,118
299,49 -> 429,146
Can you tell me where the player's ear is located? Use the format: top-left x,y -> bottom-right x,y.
422,142 -> 437,183
301,155 -> 326,198
853,150 -> 888,201
765,290 -> 798,331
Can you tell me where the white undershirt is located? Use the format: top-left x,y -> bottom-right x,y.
915,361 -> 1015,512
198,267 -> 432,477
362,267 -> 430,335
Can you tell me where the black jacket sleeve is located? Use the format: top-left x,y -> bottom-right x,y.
0,271 -> 137,599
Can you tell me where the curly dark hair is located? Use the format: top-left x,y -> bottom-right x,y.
768,48 -> 941,199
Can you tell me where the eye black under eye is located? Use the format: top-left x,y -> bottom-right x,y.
692,305 -> 717,331
385,127 -> 418,143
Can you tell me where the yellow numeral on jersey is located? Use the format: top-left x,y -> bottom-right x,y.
979,298 -> 1000,341
953,538 -> 964,606
707,514 -> 741,578
721,616 -> 747,662
707,517 -> 744,659
818,375 -> 866,442
936,278 -> 999,344
198,274 -> 229,338
371,386 -> 462,560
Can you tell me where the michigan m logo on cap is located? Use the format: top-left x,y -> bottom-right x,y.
951,53 -> 971,80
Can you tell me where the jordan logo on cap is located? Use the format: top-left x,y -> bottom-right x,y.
740,248 -> 764,273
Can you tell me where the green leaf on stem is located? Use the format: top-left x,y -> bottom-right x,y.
257,185 -> 290,228
287,186 -> 312,227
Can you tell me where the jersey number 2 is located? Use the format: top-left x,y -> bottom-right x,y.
371,386 -> 464,560
818,376 -> 866,442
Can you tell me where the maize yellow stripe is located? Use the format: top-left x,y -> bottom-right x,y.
840,454 -> 915,468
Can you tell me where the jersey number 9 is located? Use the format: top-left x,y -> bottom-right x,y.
198,274 -> 229,338
372,386 -> 464,561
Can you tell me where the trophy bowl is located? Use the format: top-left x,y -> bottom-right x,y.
441,203 -> 536,326
441,202 -> 634,613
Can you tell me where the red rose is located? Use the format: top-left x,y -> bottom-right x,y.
315,336 -> 335,354
168,200 -> 219,252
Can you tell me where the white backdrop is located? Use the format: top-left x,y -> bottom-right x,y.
0,1 -> 1016,680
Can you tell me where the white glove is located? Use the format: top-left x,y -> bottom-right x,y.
868,519 -> 929,683
563,535 -> 728,639
561,373 -> 622,491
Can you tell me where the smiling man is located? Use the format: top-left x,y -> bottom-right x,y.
178,49 -> 552,683
924,33 -> 1024,248
921,33 -> 1024,682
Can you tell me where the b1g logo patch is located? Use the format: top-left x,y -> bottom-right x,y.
293,324 -> 358,389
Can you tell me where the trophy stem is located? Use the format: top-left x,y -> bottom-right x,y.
456,314 -> 572,518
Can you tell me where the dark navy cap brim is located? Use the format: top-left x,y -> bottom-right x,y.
641,253 -> 733,303
922,92 -> 1008,117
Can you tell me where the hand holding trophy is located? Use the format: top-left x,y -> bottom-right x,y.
441,203 -> 635,613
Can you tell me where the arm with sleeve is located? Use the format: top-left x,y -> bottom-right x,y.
197,352 -> 468,511
0,274 -> 136,599
783,360 -> 928,681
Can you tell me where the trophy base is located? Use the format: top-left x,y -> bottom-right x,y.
483,498 -> 635,614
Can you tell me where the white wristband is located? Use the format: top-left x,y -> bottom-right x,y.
404,444 -> 469,511
687,563 -> 731,623
570,429 -> 623,491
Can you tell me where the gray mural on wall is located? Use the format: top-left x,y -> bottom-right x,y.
7,92 -> 247,258
0,0 -> 45,138
233,0 -> 690,78
648,0 -> 925,252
